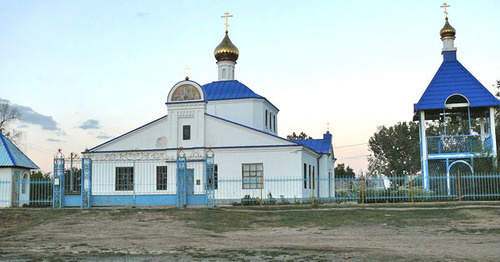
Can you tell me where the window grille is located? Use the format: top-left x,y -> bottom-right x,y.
116,167 -> 134,191
242,163 -> 264,189
156,166 -> 168,190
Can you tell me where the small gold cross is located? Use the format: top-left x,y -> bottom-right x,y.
184,66 -> 190,78
221,11 -> 233,32
441,3 -> 450,18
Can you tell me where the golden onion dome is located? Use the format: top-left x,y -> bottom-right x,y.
440,18 -> 456,40
214,31 -> 239,62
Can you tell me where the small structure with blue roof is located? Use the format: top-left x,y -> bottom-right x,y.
0,133 -> 39,207
414,10 -> 499,194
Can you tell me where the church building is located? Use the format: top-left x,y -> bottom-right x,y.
82,15 -> 335,206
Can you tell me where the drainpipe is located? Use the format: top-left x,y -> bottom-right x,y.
316,154 -> 321,199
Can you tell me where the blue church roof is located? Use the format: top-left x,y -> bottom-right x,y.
0,133 -> 39,169
294,133 -> 333,154
414,51 -> 500,111
201,80 -> 264,101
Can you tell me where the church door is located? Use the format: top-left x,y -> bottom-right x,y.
12,171 -> 21,207
186,169 -> 194,195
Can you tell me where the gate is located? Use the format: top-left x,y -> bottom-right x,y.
52,149 -> 93,207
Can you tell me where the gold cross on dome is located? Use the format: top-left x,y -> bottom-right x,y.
184,66 -> 190,78
221,11 -> 233,32
441,3 -> 450,18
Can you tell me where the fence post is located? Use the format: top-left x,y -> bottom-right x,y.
312,172 -> 315,205
260,177 -> 263,206
410,170 -> 414,203
361,172 -> 365,204
457,168 -> 462,201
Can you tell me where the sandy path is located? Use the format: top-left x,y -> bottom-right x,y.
0,207 -> 499,261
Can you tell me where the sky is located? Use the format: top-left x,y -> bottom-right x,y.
1,0 -> 499,173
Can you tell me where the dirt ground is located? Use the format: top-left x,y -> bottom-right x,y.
1,202 -> 499,261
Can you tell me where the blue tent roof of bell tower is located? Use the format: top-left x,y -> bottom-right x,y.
414,51 -> 500,111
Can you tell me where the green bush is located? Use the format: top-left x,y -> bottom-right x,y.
241,194 -> 259,206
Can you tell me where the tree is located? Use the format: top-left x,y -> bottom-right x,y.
287,132 -> 312,140
0,101 -> 22,143
368,122 -> 420,178
334,163 -> 355,178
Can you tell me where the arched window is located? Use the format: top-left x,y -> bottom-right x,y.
445,94 -> 469,108
265,110 -> 268,128
22,173 -> 28,194
222,69 -> 227,79
269,112 -> 272,129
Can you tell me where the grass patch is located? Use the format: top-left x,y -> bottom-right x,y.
0,208 -> 80,237
165,206 -> 476,232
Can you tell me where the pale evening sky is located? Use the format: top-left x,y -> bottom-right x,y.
1,0 -> 499,173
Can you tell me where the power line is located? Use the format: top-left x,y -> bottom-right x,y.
336,154 -> 370,160
334,143 -> 368,149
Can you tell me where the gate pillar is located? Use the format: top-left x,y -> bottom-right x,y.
177,148 -> 187,208
81,158 -> 92,208
53,149 -> 65,208
205,148 -> 215,208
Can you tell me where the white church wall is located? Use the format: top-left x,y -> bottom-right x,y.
206,98 -> 278,135
259,99 -> 279,135
206,99 -> 259,129
301,150 -> 319,199
91,160 -> 176,195
176,110 -> 205,149
205,115 -> 293,148
213,147 -> 303,201
92,117 -> 169,152
0,168 -> 12,207
318,154 -> 335,198
91,158 -> 206,196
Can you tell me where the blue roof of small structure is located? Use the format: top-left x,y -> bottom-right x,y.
0,133 -> 39,169
201,80 -> 264,101
414,51 -> 500,111
294,133 -> 333,154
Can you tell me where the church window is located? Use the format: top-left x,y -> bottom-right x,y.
269,112 -> 272,129
265,110 -> 268,128
308,165 -> 312,189
183,125 -> 191,140
222,69 -> 227,79
116,167 -> 134,191
312,166 -> 315,190
303,163 -> 307,189
156,166 -> 168,190
242,163 -> 263,189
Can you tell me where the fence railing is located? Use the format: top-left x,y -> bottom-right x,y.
427,134 -> 492,155
216,173 -> 500,205
3,173 -> 499,208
